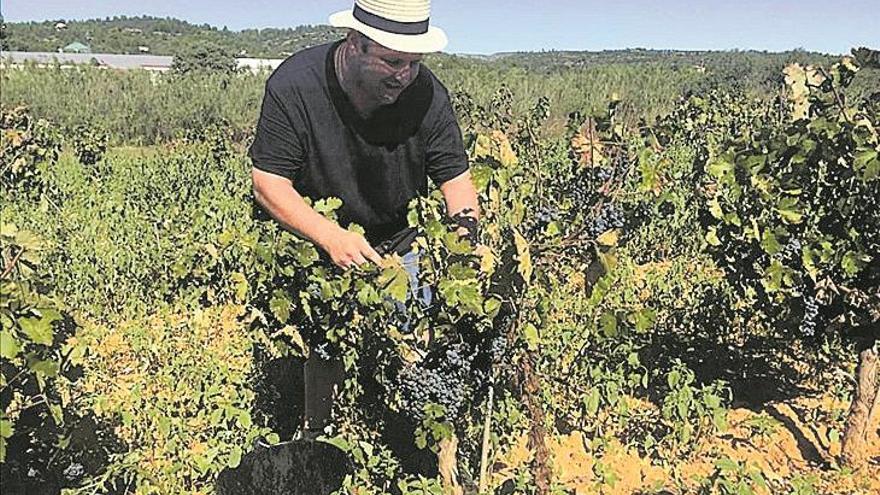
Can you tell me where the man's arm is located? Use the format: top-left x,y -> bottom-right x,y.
252,167 -> 381,269
439,170 -> 480,238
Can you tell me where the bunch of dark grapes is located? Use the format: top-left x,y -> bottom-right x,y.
395,342 -> 474,421
313,341 -> 333,361
525,205 -> 560,238
443,333 -> 507,400
590,166 -> 613,183
780,237 -> 802,265
584,152 -> 631,184
489,334 -> 508,362
800,293 -> 819,336
628,201 -> 652,228
586,205 -> 625,238
568,172 -> 595,207
63,462 -> 86,483
536,206 -> 556,225
613,152 -> 632,177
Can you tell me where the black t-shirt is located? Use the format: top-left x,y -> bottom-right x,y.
248,40 -> 469,254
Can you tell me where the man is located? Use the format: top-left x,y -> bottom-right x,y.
249,0 -> 479,458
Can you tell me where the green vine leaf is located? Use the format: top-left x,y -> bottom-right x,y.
18,317 -> 53,346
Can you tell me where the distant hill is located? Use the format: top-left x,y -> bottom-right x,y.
0,16 -> 344,58
0,15 -> 860,83
485,48 -> 837,73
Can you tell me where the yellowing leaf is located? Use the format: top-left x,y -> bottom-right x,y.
474,244 -> 496,275
203,243 -> 219,260
472,133 -> 492,160
503,434 -> 533,468
313,197 -> 343,215
0,223 -> 18,238
596,247 -> 617,273
7,129 -> 23,147
570,124 -> 605,167
228,446 -> 242,468
277,325 -> 308,357
783,63 -> 825,121
523,323 -> 539,351
513,230 -> 532,282
776,196 -> 803,224
596,229 -> 619,247
378,257 -> 409,303
483,297 -> 502,317
492,130 -> 519,167
706,227 -> 721,246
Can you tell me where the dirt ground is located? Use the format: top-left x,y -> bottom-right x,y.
492,394 -> 880,494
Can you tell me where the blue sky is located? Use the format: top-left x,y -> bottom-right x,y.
2,0 -> 877,55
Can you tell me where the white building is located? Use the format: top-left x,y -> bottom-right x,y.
1,51 -> 285,74
236,57 -> 284,72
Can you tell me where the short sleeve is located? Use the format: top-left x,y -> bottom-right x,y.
425,88 -> 469,186
248,82 -> 305,180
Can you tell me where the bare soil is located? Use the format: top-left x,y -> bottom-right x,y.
492,393 -> 879,494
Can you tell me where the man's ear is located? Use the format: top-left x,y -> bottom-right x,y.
345,30 -> 368,53
349,30 -> 375,54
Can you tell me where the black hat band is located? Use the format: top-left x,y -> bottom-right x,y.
353,5 -> 430,35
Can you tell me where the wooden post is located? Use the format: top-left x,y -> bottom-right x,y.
478,382 -> 495,492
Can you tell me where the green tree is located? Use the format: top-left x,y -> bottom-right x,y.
171,41 -> 238,75
851,46 -> 880,69
0,17 -> 8,51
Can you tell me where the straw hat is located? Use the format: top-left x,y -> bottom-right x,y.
329,0 -> 448,54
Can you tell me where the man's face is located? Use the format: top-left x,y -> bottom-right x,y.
350,36 -> 423,106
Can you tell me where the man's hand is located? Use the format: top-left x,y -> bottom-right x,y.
451,210 -> 480,244
317,227 -> 383,270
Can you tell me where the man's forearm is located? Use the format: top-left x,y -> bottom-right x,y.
440,170 -> 480,220
252,167 -> 382,268
439,170 -> 480,241
252,167 -> 340,249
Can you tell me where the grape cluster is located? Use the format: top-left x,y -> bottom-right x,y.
568,144 -> 631,184
613,153 -> 632,177
489,334 -> 508,362
395,343 -> 474,421
313,342 -> 333,361
525,205 -> 561,238
536,206 -> 557,225
586,205 -> 625,238
800,293 -> 819,336
780,238 -> 802,265
628,201 -> 652,228
568,173 -> 595,207
590,166 -> 613,183
63,462 -> 85,482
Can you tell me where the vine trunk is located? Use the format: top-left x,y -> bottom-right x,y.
841,338 -> 880,468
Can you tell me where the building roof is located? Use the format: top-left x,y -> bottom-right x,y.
63,42 -> 91,53
1,51 -> 174,70
1,51 -> 284,73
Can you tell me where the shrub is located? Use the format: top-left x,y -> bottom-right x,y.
62,303 -> 274,494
